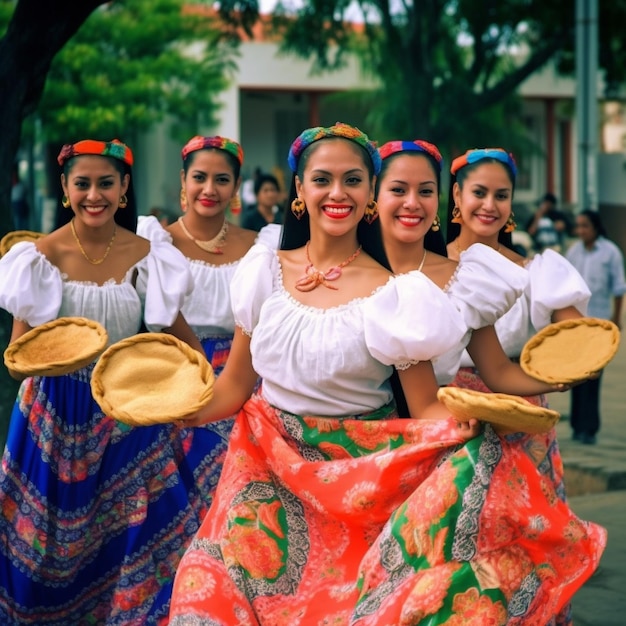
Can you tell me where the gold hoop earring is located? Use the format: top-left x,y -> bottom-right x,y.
118,194 -> 128,209
431,215 -> 441,232
291,198 -> 306,220
62,195 -> 71,209
504,212 -> 517,233
364,199 -> 378,224
180,188 -> 187,212
451,207 -> 462,224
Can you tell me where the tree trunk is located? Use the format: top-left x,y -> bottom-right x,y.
0,0 -> 106,436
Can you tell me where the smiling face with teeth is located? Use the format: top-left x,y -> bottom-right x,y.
61,154 -> 129,227
376,152 -> 439,245
452,161 -> 514,238
294,137 -> 374,236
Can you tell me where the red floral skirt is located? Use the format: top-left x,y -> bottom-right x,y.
169,393 -> 606,625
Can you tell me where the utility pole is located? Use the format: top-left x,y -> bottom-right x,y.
576,0 -> 598,211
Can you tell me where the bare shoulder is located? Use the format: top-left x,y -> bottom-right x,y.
499,246 -> 527,267
229,224 -> 258,247
423,252 -> 457,290
35,226 -> 72,264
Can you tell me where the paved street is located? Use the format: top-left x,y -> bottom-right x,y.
548,313 -> 626,625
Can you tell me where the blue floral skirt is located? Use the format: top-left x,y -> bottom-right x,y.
0,367 -> 200,625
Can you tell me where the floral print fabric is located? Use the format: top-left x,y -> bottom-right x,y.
169,394 -> 605,625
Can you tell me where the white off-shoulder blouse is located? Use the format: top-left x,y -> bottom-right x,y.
431,243 -> 529,384
230,243 -> 468,417
0,238 -> 193,345
457,248 -> 591,368
137,216 -> 280,339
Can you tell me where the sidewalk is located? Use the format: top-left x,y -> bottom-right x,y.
546,316 -> 626,625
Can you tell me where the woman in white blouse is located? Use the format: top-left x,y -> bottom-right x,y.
137,136 -> 279,520
0,139 -> 204,624
375,139 -> 570,407
167,125 -> 605,626
445,148 -> 590,502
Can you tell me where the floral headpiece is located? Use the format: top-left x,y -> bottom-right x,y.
287,122 -> 381,175
57,139 -> 134,167
181,135 -> 244,166
378,140 -> 444,171
450,148 -> 517,178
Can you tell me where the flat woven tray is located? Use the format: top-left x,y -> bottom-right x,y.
91,332 -> 215,426
0,230 -> 46,256
438,386 -> 560,435
520,317 -> 620,384
4,316 -> 108,377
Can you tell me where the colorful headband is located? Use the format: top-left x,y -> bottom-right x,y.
450,148 -> 517,178
287,122 -> 381,175
57,139 -> 134,167
181,135 -> 244,166
378,140 -> 443,171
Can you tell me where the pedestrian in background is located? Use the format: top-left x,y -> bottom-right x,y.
526,192 -> 571,253
566,209 -> 626,444
240,172 -> 284,231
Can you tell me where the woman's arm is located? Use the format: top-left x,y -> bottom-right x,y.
182,327 -> 259,425
163,312 -> 204,354
6,318 -> 33,381
397,361 -> 480,439
468,325 -> 567,395
551,305 -> 583,323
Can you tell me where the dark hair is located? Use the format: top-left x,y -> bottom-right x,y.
375,150 -> 446,257
539,192 -> 557,205
254,173 -> 279,196
183,147 -> 241,180
57,157 -> 137,231
375,150 -> 442,197
578,209 -> 607,238
445,158 -> 516,250
279,140 -> 390,270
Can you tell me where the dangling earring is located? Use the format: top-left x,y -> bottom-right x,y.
504,212 -> 517,233
364,199 -> 378,224
180,188 -> 187,212
62,195 -> 71,209
291,198 -> 306,220
118,194 -> 128,209
451,207 -> 462,224
431,215 -> 441,231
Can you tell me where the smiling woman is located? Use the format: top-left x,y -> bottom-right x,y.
0,138 -> 207,624
167,126 -> 605,626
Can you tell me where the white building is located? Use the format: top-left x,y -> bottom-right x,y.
131,35 -> 626,251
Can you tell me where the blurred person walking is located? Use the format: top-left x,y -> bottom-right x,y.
566,209 -> 626,444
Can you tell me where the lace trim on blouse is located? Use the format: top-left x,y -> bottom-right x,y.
395,359 -> 420,371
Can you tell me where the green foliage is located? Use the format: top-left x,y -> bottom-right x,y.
266,0 -> 579,157
37,0 -> 238,143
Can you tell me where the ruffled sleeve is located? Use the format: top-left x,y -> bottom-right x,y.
230,243 -> 278,335
364,271 -> 468,369
136,215 -> 174,244
446,243 -> 528,329
255,223 -> 282,249
0,242 -> 62,326
527,249 -> 591,329
134,239 -> 194,331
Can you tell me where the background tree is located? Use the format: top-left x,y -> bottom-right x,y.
0,0 -> 108,447
0,0 -> 236,447
268,0 -> 575,153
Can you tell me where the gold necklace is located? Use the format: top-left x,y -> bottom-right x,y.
178,216 -> 228,254
70,218 -> 117,265
454,238 -> 500,256
295,241 -> 362,292
417,249 -> 427,272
